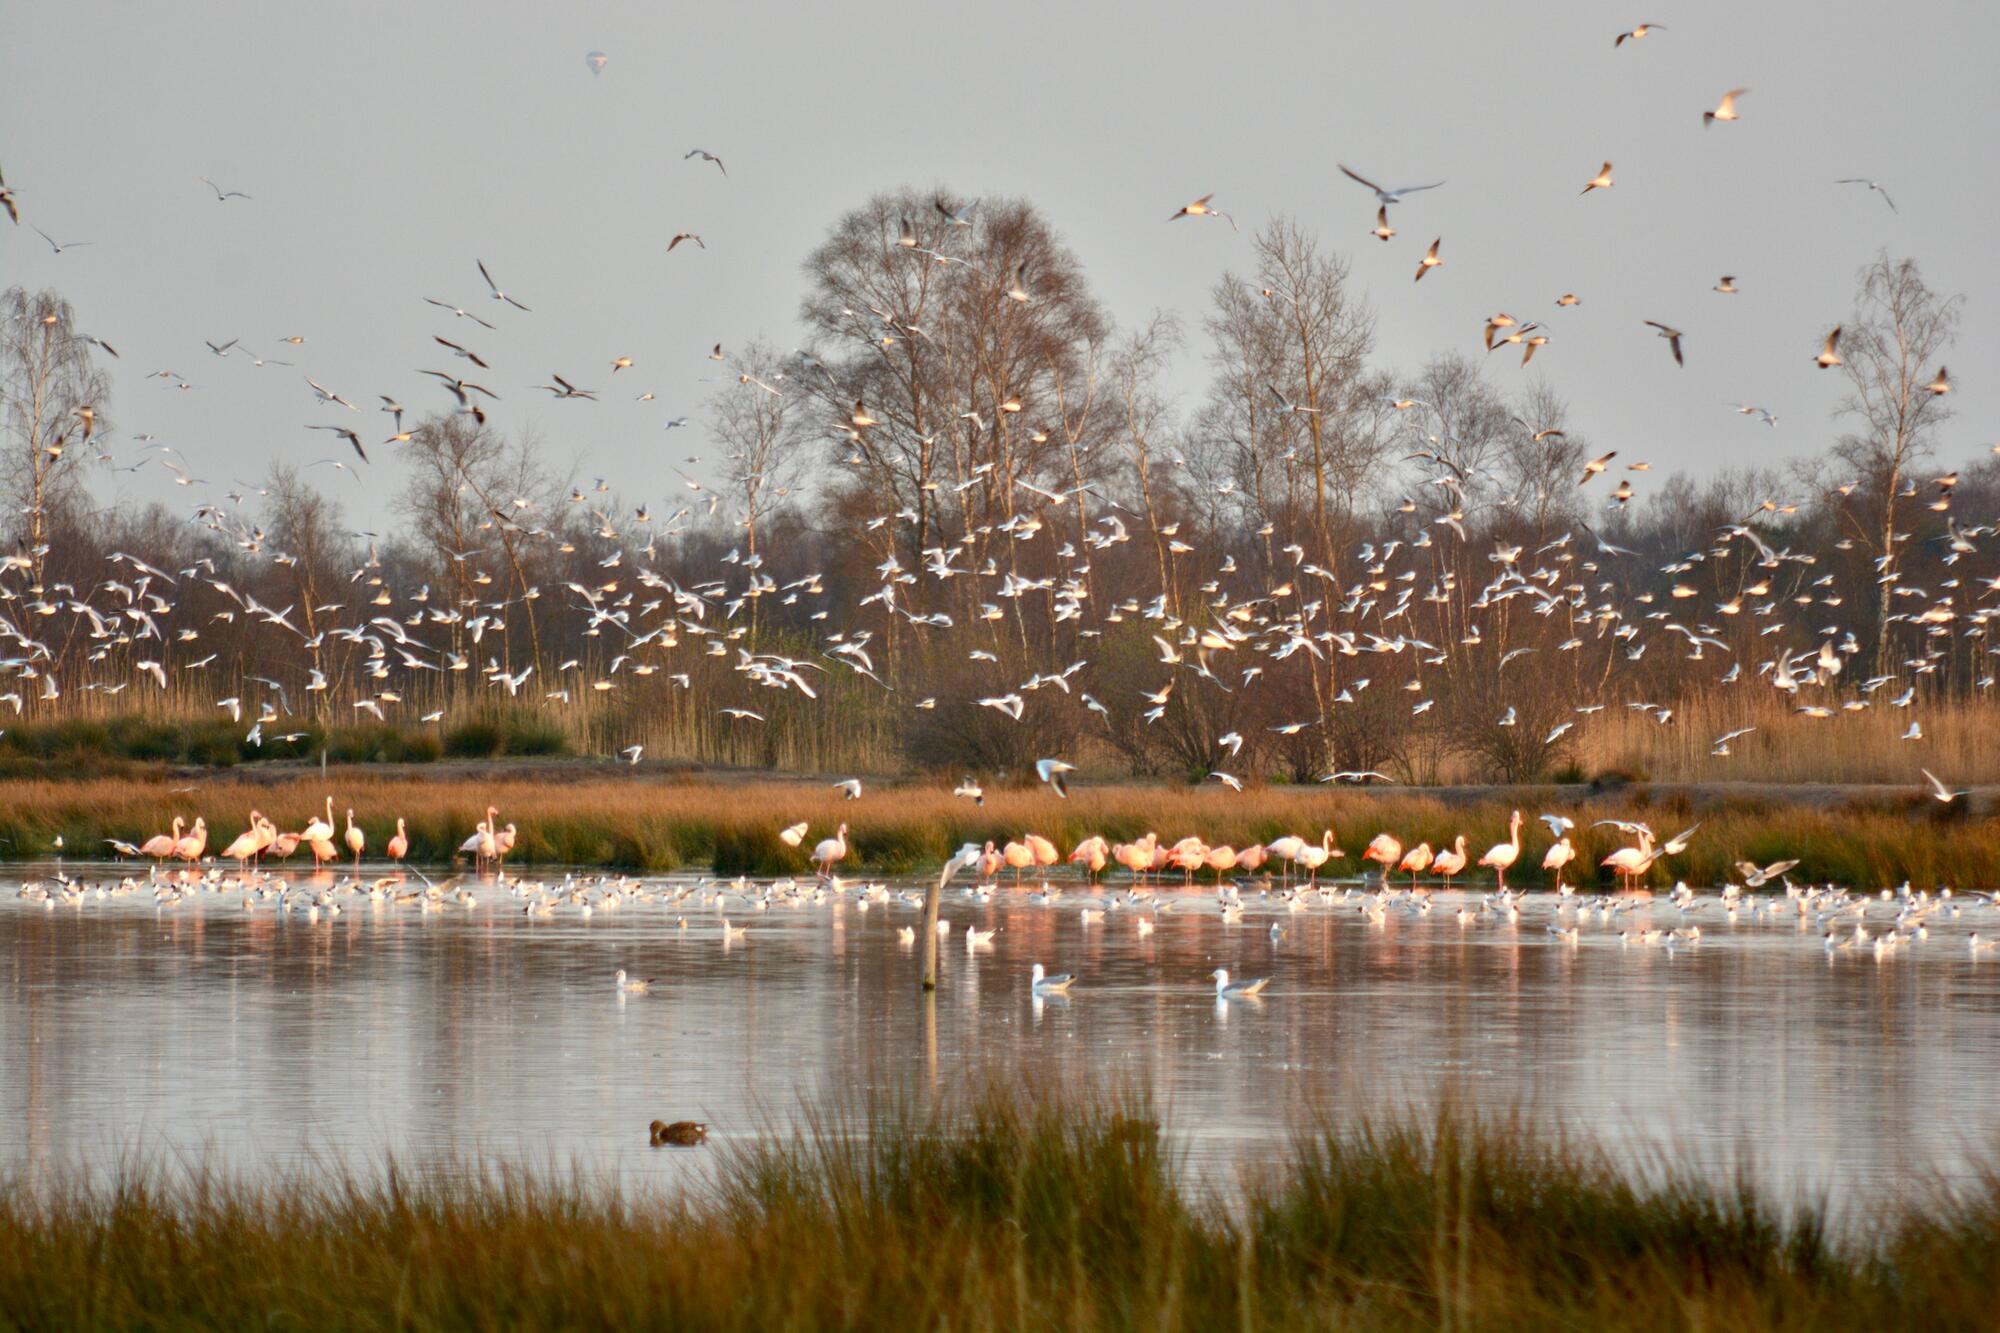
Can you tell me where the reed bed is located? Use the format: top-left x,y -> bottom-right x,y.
3,771 -> 1995,886
1,1083 -> 1995,1330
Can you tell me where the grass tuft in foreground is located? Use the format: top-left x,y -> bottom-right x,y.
3,1084 -> 1998,1329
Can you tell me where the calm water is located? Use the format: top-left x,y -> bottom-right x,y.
6,862 -> 2000,1214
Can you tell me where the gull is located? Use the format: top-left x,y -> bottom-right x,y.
721,707 -> 764,722
1713,275 -> 1738,294
1370,206 -> 1395,242
307,425 -> 368,463
1338,165 -> 1444,205
1835,178 -> 1897,213
1545,721 -> 1574,744
834,778 -> 863,800
1642,320 -> 1685,367
1168,194 -> 1236,229
952,777 -> 985,805
1267,385 -> 1317,415
306,376 -> 359,410
1030,962 -> 1074,994
1006,264 -> 1032,302
1320,770 -> 1394,784
33,227 -> 92,253
1925,367 -> 1951,396
1703,88 -> 1749,126
621,744 -> 644,764
1902,722 -> 1922,741
424,298 -> 496,329
539,373 -> 598,400
934,197 -> 980,227
610,357 -> 633,372
1614,22 -> 1666,46
1036,757 -> 1074,799
1210,969 -> 1268,999
684,149 -> 727,176
478,259 -> 530,310
1815,327 -> 1843,369
614,969 -> 651,994
1921,768 -> 1966,804
1732,404 -> 1777,427
0,165 -> 16,225
1579,452 -> 1617,485
205,338 -> 238,358
585,51 -> 608,75
778,821 -> 809,847
1735,859 -> 1799,888
433,335 -> 490,368
1579,161 -> 1614,196
198,176 -> 252,201
1413,238 -> 1444,282
668,232 -> 705,251
966,926 -> 996,951
1209,771 -> 1244,792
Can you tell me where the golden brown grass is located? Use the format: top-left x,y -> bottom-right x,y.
5,770 -> 1994,886
1,1082 -> 1995,1330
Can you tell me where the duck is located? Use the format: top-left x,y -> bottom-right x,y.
649,1119 -> 707,1147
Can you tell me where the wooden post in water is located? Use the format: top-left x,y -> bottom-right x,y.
923,844 -> 978,991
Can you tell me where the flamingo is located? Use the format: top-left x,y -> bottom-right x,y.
1602,829 -> 1657,892
1478,810 -> 1524,890
976,840 -> 1004,881
1397,841 -> 1433,888
458,806 -> 498,869
1204,844 -> 1239,886
140,817 -> 184,861
1431,835 -> 1468,889
1068,835 -> 1109,881
172,817 -> 208,863
813,822 -> 849,876
1296,830 -> 1342,885
1168,836 -> 1209,883
220,823 -> 263,867
1024,833 -> 1059,872
307,836 -> 338,868
1234,843 -> 1269,877
494,823 -> 517,866
1001,838 -> 1035,881
1362,832 -> 1402,881
1265,833 -> 1307,884
302,797 -> 335,845
1542,837 -> 1576,890
270,831 -> 302,860
386,817 -> 409,864
344,808 -> 365,866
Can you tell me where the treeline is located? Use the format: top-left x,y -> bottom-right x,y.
0,199 -> 1985,783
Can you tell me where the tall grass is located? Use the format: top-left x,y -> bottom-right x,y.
1,1084 -> 1995,1329
3,772 -> 1994,884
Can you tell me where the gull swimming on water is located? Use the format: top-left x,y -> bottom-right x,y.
1210,969 -> 1269,999
1030,962 -> 1074,994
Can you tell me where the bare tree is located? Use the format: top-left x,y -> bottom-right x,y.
0,288 -> 110,587
707,339 -> 804,644
1825,255 -> 1961,675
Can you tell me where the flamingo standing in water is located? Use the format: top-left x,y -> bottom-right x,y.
302,797 -> 335,845
1542,836 -> 1576,890
1430,835 -> 1468,889
307,835 -> 338,868
140,817 -> 185,861
1397,841 -> 1433,889
494,823 -> 517,867
173,817 -> 208,864
1601,828 -> 1657,892
344,809 -> 366,866
976,840 -> 1004,881
386,818 -> 409,864
1024,833 -> 1059,874
1265,834 -> 1306,884
1296,830 -> 1342,886
1001,838 -> 1035,881
1478,810 -> 1524,890
813,822 -> 849,877
458,806 -> 498,870
1068,835 -> 1109,881
1362,832 -> 1402,882
1204,843 -> 1239,886
1234,843 -> 1269,877
220,821 -> 264,868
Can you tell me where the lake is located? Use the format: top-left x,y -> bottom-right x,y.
5,862 -> 2000,1216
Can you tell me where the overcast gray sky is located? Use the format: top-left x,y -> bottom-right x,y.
2,0 -> 1992,529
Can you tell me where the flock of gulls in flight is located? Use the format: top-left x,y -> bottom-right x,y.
1,19 -> 1993,1012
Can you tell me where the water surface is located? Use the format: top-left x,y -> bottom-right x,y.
6,862 -> 1999,1215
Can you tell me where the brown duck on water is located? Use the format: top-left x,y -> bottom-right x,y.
650,1120 -> 707,1147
